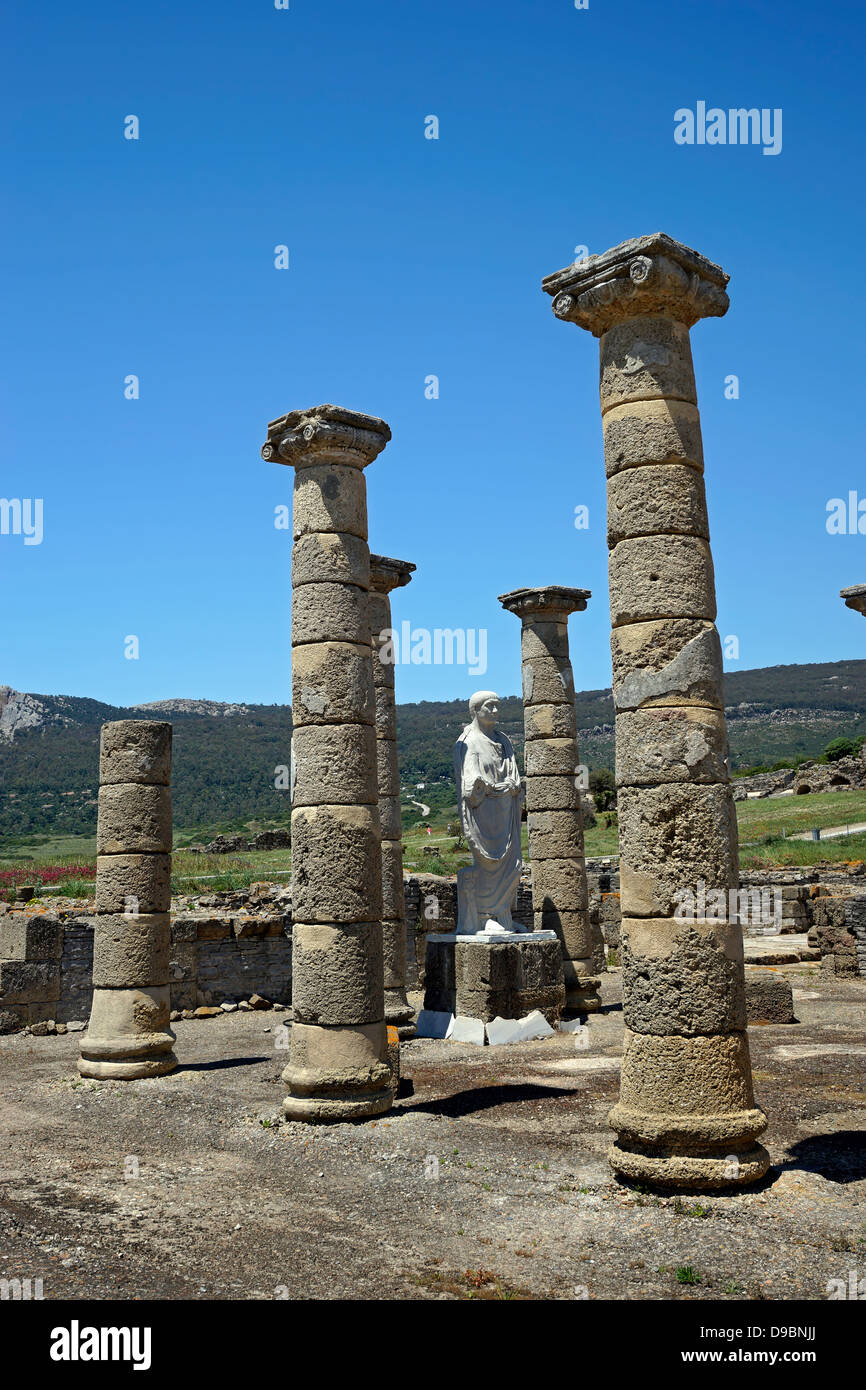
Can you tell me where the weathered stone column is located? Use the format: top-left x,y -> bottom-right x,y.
262,404 -> 394,1122
498,585 -> 603,1013
543,234 -> 769,1187
79,720 -> 176,1079
841,584 -> 866,615
369,553 -> 417,1039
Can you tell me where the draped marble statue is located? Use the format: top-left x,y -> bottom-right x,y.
454,691 -> 526,934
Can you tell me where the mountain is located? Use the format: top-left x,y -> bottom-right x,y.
1,659 -> 865,842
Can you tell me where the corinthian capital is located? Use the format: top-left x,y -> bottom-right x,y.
542,233 -> 729,336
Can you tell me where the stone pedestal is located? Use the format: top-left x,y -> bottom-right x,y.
424,933 -> 565,1025
263,403 -> 394,1122
499,585 -> 604,1012
79,720 -> 177,1079
369,553 -> 416,1039
543,234 -> 769,1188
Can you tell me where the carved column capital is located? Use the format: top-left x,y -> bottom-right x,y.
542,233 -> 729,335
261,403 -> 391,468
498,585 -> 590,623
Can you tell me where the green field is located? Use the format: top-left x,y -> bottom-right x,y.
4,786 -> 866,903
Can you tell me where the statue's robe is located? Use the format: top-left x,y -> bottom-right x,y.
454,723 -> 523,931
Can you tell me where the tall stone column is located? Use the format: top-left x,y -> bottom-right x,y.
262,404 -> 394,1122
79,720 -> 176,1079
498,585 -> 603,1013
543,234 -> 769,1187
369,553 -> 417,1039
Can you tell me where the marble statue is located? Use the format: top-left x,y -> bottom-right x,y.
454,691 -> 526,934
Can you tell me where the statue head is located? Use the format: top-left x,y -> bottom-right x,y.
469,690 -> 500,733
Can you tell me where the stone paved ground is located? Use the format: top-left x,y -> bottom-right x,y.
1,966 -> 864,1301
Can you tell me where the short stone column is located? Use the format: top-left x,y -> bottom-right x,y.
499,585 -> 603,1013
79,720 -> 177,1079
369,553 -> 417,1039
262,404 -> 394,1122
543,234 -> 769,1187
841,584 -> 866,616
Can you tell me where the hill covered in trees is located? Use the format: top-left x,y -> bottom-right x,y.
1,659 -> 865,843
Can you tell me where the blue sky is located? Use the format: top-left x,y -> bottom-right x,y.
3,0 -> 865,708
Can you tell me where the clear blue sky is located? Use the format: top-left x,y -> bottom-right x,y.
3,0 -> 865,708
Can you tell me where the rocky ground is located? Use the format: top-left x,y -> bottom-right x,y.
1,966 -> 865,1302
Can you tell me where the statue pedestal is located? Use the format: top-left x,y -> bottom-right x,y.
423,932 -> 565,1025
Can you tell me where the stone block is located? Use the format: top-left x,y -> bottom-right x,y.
292,531 -> 370,589
603,398 -> 704,478
615,706 -> 729,785
486,1015 -> 524,1045
525,775 -> 581,813
291,581 -> 371,647
617,783 -> 738,918
291,641 -> 375,728
415,1010 -> 453,1039
95,854 -> 171,915
607,463 -> 709,546
515,1009 -> 555,1041
524,702 -> 577,742
525,738 -> 579,778
291,804 -> 382,923
531,859 -> 589,914
92,914 -> 171,989
744,973 -> 795,1024
375,738 -> 400,796
96,784 -> 172,855
520,620 -> 569,663
99,720 -> 171,787
379,795 -> 403,842
424,936 -> 564,1024
527,810 -> 585,861
611,618 -> 723,712
291,723 -> 378,806
448,1015 -> 486,1045
0,914 -> 63,962
599,315 -> 696,411
381,839 -> 404,919
292,462 -> 368,541
522,656 -> 574,706
0,959 -> 61,1005
291,922 -> 383,1025
609,535 -> 716,628
621,917 -> 746,1035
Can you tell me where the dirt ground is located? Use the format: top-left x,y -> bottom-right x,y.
1,966 -> 865,1302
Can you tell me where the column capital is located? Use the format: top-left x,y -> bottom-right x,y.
261,404 -> 391,468
542,233 -> 729,336
370,554 -> 416,595
498,585 -> 590,621
841,584 -> 866,615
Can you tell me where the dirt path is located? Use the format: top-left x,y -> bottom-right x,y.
790,820 -> 866,841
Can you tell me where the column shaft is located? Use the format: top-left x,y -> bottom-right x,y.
543,235 -> 769,1187
263,404 -> 394,1122
370,554 -> 417,1038
79,720 -> 176,1079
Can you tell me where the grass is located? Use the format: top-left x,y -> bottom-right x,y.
5,785 -> 866,895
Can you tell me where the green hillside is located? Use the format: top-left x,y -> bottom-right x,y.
1,658 -> 865,845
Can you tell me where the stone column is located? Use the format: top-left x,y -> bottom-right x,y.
369,553 -> 417,1039
543,234 -> 769,1187
498,585 -> 603,1013
79,720 -> 176,1079
841,585 -> 866,615
261,404 -> 394,1122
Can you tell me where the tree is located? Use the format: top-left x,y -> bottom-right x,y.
589,767 -> 617,811
824,738 -> 858,763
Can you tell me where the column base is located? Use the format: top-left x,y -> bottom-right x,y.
384,988 -> 417,1039
283,1020 -> 394,1124
78,986 -> 177,1080
608,1136 -> 771,1190
564,972 -> 601,1015
78,1053 -> 178,1080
